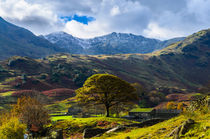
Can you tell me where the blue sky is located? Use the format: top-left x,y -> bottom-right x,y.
1,0 -> 210,40
60,15 -> 95,24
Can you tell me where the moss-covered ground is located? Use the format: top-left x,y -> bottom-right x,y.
94,112 -> 210,139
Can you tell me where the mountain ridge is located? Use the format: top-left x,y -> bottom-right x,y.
0,17 -> 66,60
1,27 -> 209,91
0,17 -> 185,59
44,31 -> 185,55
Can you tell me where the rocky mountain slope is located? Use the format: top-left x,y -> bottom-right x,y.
0,17 -> 66,60
0,17 -> 184,59
0,29 -> 209,91
44,31 -> 185,55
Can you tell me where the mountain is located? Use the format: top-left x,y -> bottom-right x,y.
152,28 -> 210,87
1,28 -> 209,91
44,31 -> 185,55
156,37 -> 186,51
156,29 -> 210,55
86,32 -> 161,54
0,17 -> 65,60
42,32 -> 85,54
0,17 -> 184,59
0,16 -> 209,91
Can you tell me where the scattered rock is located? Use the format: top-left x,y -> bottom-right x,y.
203,126 -> 210,131
83,128 -> 110,139
180,119 -> 195,135
106,125 -> 126,134
156,127 -> 167,134
125,119 -> 165,128
56,130 -> 64,139
50,130 -> 63,139
166,119 -> 195,138
199,134 -> 205,139
159,128 -> 166,131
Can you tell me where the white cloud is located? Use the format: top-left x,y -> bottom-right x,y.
186,0 -> 210,25
143,22 -> 184,40
1,0 -> 210,40
64,20 -> 110,38
110,6 -> 120,16
63,0 -> 151,38
0,0 -> 63,35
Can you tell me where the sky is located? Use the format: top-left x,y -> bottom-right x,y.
0,0 -> 210,40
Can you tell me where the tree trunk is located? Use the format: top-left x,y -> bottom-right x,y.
105,105 -> 110,117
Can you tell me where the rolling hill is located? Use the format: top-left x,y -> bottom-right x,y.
0,28 -> 209,92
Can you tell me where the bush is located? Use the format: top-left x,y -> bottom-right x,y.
39,73 -> 48,79
0,115 -> 26,139
42,88 -> 75,101
189,95 -> 209,113
13,97 -> 51,134
183,95 -> 209,119
166,101 -> 176,109
177,102 -> 185,111
12,90 -> 39,97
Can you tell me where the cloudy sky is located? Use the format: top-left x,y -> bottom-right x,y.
0,0 -> 210,40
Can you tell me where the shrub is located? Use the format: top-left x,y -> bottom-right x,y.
166,93 -> 191,102
0,115 -> 26,139
39,73 -> 48,79
12,90 -> 39,97
189,95 -> 209,113
166,101 -> 176,109
13,97 -> 51,134
42,88 -> 75,101
12,90 -> 50,104
177,102 -> 186,111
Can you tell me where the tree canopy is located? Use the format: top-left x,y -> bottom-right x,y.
13,97 -> 51,133
75,74 -> 138,117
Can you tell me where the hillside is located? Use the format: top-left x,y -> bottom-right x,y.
156,28 -> 210,55
0,17 -> 184,60
44,31 -> 185,55
0,28 -> 209,92
0,28 -> 209,139
95,112 -> 210,139
0,17 -> 66,60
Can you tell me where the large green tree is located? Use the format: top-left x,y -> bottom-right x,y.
75,74 -> 137,117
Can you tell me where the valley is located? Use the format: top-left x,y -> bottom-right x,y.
0,17 -> 209,139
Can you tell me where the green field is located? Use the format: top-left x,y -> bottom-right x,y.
95,112 -> 210,139
51,115 -> 73,121
130,107 -> 153,112
0,91 -> 14,97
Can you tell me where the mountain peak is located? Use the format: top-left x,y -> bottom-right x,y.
44,31 -> 184,55
111,32 -> 117,35
49,31 -> 72,37
0,17 -> 65,59
0,17 -> 9,24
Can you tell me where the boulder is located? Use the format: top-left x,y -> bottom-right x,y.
83,128 -> 110,139
180,119 -> 195,134
167,119 -> 195,138
106,125 -> 126,134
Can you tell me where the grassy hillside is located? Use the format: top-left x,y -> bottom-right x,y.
95,112 -> 210,139
0,28 -> 210,112
53,117 -> 139,138
0,28 -> 210,91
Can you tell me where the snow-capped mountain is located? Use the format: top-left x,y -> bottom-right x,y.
44,31 -> 185,55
